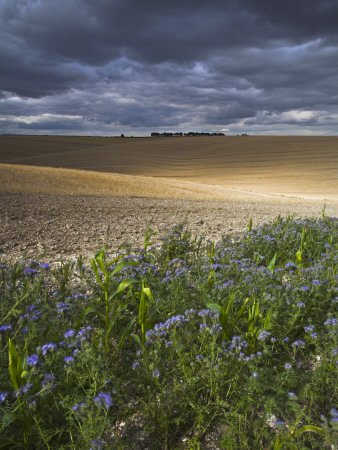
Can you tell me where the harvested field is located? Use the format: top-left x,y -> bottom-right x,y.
0,135 -> 337,263
1,135 -> 337,201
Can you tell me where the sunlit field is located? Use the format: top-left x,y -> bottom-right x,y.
1,135 -> 337,201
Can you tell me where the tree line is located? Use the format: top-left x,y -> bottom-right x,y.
150,131 -> 226,137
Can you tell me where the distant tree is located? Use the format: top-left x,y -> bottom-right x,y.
121,133 -> 125,138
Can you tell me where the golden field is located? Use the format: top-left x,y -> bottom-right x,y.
0,135 -> 337,202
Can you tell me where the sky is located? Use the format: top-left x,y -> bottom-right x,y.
0,0 -> 338,136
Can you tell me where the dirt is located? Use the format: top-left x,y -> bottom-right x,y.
1,192 -> 337,265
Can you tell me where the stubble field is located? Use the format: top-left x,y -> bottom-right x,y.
0,135 -> 337,262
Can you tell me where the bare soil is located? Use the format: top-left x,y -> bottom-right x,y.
1,192 -> 337,265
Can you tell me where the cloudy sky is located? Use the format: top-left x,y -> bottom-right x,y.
1,0 -> 338,136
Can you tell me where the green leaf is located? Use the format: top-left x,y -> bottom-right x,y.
132,334 -> 142,349
109,278 -> 136,301
110,262 -> 138,277
268,252 -> 277,274
8,339 -> 19,391
294,425 -> 324,437
206,303 -> 221,313
90,258 -> 104,289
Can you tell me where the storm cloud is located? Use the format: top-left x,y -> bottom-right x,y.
1,0 -> 337,135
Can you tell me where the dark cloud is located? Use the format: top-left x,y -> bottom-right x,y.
0,0 -> 337,135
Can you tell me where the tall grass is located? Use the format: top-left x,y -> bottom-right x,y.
0,215 -> 337,448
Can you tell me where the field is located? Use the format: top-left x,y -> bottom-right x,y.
0,136 -> 337,448
1,135 -> 338,201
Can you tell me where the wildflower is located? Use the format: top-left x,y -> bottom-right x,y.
285,262 -> 298,270
40,263 -> 50,270
284,363 -> 292,370
94,392 -> 113,409
72,401 -> 85,412
291,340 -> 305,348
27,354 -> 39,366
64,356 -> 75,367
64,329 -> 76,339
257,331 -> 271,341
304,325 -> 315,333
310,332 -> 317,339
42,373 -> 56,388
41,343 -> 57,356
282,337 -> 289,342
252,372 -> 258,378
299,286 -> 310,291
331,408 -> 338,417
90,439 -> 103,450
288,392 -> 298,400
0,325 -> 12,336
0,392 -> 8,403
196,355 -> 204,361
297,302 -> 305,308
273,421 -> 286,429
210,324 -> 222,334
57,302 -> 71,313
152,369 -> 160,378
16,383 -> 33,396
132,362 -> 140,370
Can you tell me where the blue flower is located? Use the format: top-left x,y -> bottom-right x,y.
42,373 -> 56,388
94,392 -> 113,409
64,356 -> 75,367
291,340 -> 305,348
64,329 -> 76,339
257,331 -> 271,341
40,263 -> 50,270
252,372 -> 258,378
304,325 -> 314,333
284,363 -> 292,370
0,392 -> 8,403
0,325 -> 12,335
90,439 -> 103,450
152,369 -> 160,378
27,354 -> 39,366
132,362 -> 140,370
41,343 -> 57,356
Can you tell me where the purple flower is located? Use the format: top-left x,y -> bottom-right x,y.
132,361 -> 140,370
291,340 -> 305,348
27,354 -> 39,366
64,329 -> 76,339
90,439 -> 103,450
304,325 -> 314,333
41,343 -> 57,356
252,372 -> 258,378
94,392 -> 113,409
152,370 -> 160,378
284,363 -> 292,370
42,373 -> 56,388
57,302 -> 71,313
40,263 -> 50,270
0,392 -> 8,403
64,356 -> 75,367
258,331 -> 271,341
297,302 -> 305,308
0,325 -> 12,335
72,401 -> 85,412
